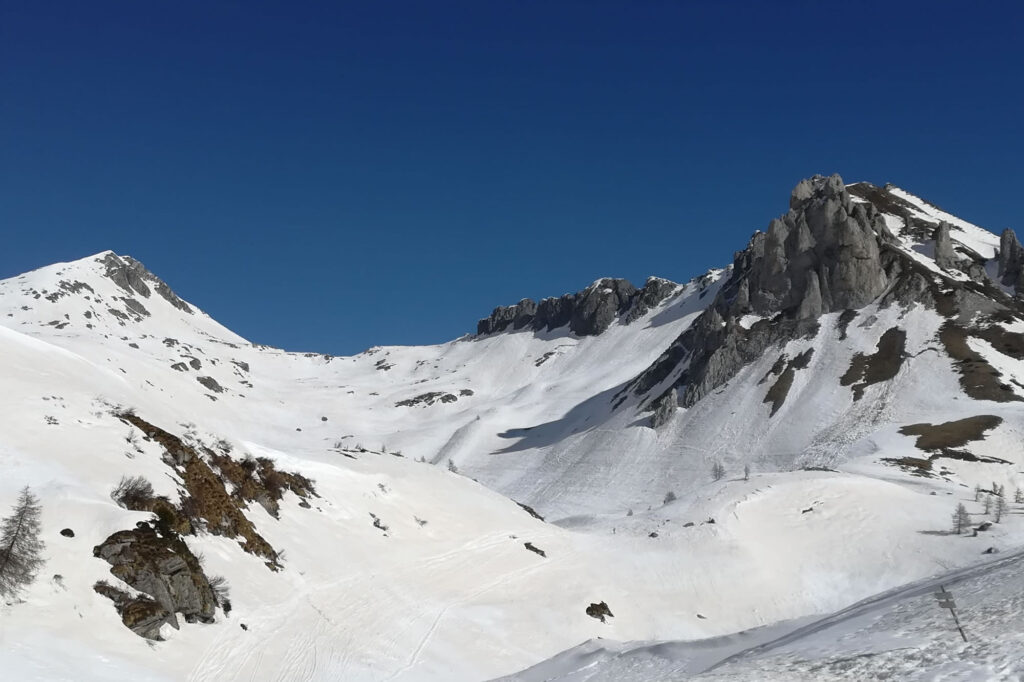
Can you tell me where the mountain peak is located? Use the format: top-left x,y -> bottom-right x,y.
98,252 -> 193,314
789,172 -> 847,209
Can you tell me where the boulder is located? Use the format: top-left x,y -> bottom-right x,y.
585,601 -> 614,623
93,523 -> 216,639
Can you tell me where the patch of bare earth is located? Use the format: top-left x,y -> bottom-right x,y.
841,327 -> 906,400
886,416 -> 1009,475
939,324 -> 1022,402
762,348 -> 814,416
117,412 -> 318,567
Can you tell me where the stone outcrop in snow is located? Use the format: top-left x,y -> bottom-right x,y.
624,173 -> 981,409
933,222 -> 959,271
647,388 -> 677,428
101,252 -> 194,314
998,228 -> 1024,292
734,174 -> 892,318
93,523 -> 217,639
626,174 -> 898,406
477,277 -> 678,337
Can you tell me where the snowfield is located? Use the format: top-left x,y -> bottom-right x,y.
2,179 -> 1024,681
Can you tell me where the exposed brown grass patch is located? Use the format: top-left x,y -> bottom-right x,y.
882,456 -> 934,476
975,324 -> 1024,360
119,413 -> 280,565
763,349 -> 815,416
841,328 -> 906,400
939,324 -> 1022,402
899,415 -> 1003,450
209,451 -> 317,519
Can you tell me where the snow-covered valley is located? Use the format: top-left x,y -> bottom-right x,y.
3,175 -> 1024,680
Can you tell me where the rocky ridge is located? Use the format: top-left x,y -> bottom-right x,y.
477,276 -> 679,337
625,174 -> 1024,420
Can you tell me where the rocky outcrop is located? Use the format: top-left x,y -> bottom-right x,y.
118,412 -> 282,563
998,228 -> 1024,292
934,222 -> 958,271
93,523 -> 216,639
585,601 -> 614,623
731,174 -> 892,318
477,277 -> 678,337
395,391 -> 462,407
625,277 -> 680,322
625,174 -> 922,408
100,253 -> 193,314
196,376 -> 224,393
648,388 -> 677,428
623,174 -> 1024,415
476,299 -> 538,335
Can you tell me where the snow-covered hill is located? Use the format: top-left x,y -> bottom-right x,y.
3,174 -> 1024,680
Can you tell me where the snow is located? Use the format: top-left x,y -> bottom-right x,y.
1,228 -> 1023,681
512,549 -> 1024,681
737,314 -> 766,329
886,186 -> 1000,259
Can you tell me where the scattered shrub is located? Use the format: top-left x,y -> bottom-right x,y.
209,574 -> 231,610
111,475 -> 155,510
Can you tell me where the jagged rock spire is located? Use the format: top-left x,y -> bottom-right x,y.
933,222 -> 958,271
629,173 -> 905,411
727,173 -> 891,320
998,228 -> 1024,292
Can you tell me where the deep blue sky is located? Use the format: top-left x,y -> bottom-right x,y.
2,2 -> 1022,354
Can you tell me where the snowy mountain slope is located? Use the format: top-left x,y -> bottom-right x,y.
500,544 -> 1024,681
4,174 -> 1024,680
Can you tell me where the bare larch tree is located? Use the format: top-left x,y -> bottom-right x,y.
0,486 -> 46,599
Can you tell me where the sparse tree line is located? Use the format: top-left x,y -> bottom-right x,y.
952,482 -> 1020,534
0,487 -> 46,600
709,461 -> 750,482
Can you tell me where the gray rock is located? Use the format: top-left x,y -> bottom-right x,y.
626,174 -> 903,408
196,376 -> 224,393
93,524 -> 216,639
395,391 -> 459,407
569,279 -> 638,336
797,270 -> 823,320
934,222 -> 958,270
648,388 -> 678,428
121,297 -> 151,318
99,253 -> 193,314
476,298 -> 537,335
732,175 -> 889,317
476,277 -> 677,338
998,228 -> 1024,292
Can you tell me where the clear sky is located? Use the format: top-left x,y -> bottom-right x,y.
2,2 -> 1022,354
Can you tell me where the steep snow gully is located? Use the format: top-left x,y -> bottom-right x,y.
3,175 -> 1024,680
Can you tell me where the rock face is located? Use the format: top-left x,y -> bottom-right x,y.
100,253 -> 194,314
626,174 -> 921,408
934,222 -> 958,271
998,228 -> 1024,292
93,523 -> 216,639
477,277 -> 678,337
732,174 -> 892,318
648,388 -> 677,428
